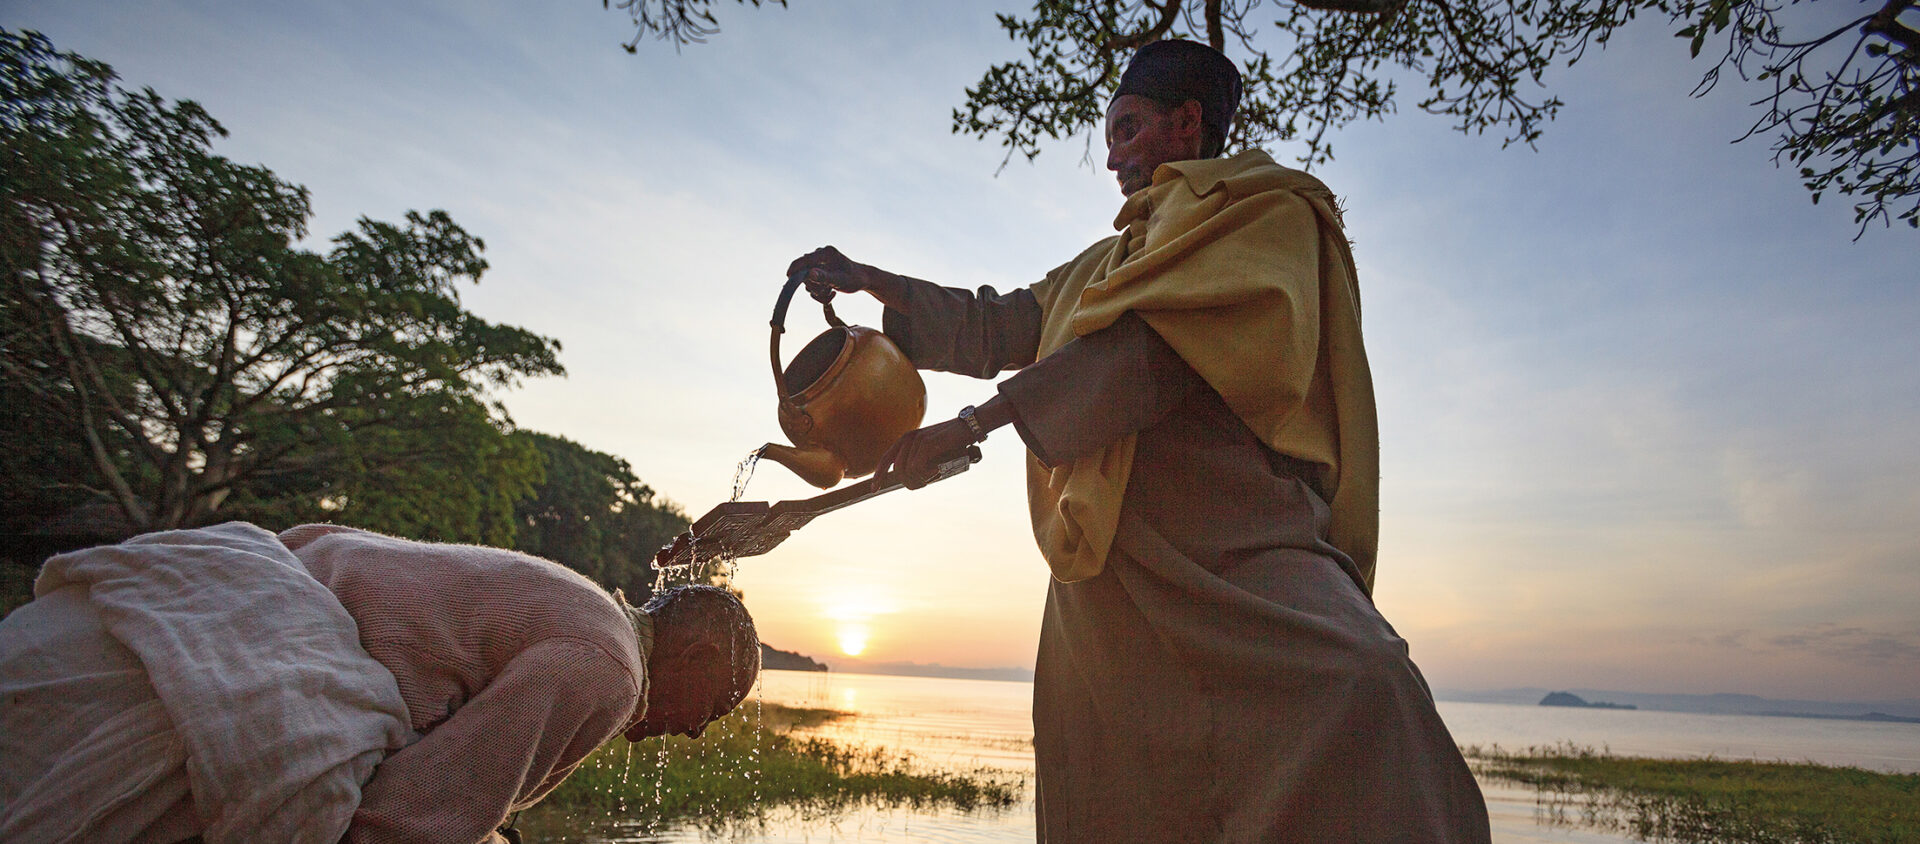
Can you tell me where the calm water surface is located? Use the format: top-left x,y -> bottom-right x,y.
550,669 -> 1920,843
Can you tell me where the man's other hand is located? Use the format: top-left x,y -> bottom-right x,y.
876,418 -> 979,490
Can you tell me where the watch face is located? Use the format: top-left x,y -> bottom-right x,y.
959,405 -> 984,440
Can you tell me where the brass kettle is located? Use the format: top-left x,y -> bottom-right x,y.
759,271 -> 927,488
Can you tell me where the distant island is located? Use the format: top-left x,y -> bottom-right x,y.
1438,687 -> 1920,722
760,644 -> 827,672
1759,710 -> 1920,724
1540,691 -> 1637,710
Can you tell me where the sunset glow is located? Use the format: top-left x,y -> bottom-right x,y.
838,625 -> 869,657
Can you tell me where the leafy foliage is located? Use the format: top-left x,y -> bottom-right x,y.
0,325 -> 113,534
609,0 -> 1918,235
951,0 -> 1645,170
0,29 -> 565,534
217,392 -> 546,547
1676,0 -> 1918,233
512,431 -> 690,600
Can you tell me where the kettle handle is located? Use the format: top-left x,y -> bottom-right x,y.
769,270 -> 848,398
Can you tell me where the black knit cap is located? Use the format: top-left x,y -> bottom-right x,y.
1113,39 -> 1242,151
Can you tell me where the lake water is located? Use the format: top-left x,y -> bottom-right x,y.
547,669 -> 1920,843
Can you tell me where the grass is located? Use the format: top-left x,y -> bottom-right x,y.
518,700 -> 1024,838
1468,743 -> 1920,844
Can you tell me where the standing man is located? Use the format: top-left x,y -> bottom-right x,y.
790,39 -> 1489,843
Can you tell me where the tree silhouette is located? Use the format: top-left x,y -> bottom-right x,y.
1,30 -> 564,534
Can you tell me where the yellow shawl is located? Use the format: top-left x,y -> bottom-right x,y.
1025,149 -> 1380,592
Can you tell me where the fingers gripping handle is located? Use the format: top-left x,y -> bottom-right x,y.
769,270 -> 846,396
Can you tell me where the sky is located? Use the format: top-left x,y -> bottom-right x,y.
6,0 -> 1916,702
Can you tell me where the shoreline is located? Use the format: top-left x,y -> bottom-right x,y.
1469,744 -> 1920,843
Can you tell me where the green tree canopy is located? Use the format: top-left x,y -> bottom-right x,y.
608,0 -> 1917,234
0,29 -> 565,534
216,392 -> 546,547
512,431 -> 691,600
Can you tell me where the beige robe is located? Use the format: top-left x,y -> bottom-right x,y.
881,152 -> 1489,842
1025,150 -> 1378,589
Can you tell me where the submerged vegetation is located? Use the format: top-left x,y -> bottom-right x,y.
521,701 -> 1024,838
1469,744 -> 1920,844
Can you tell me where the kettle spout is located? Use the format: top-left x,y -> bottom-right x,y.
759,443 -> 847,489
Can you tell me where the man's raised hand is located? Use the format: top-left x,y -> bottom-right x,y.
786,246 -> 910,310
788,245 -> 866,303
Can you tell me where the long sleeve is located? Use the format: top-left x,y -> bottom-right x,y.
345,638 -> 641,844
997,310 -> 1208,469
880,280 -> 1043,377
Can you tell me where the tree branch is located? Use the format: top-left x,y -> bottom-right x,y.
1296,0 -> 1409,16
1105,0 -> 1181,52
1864,0 -> 1918,51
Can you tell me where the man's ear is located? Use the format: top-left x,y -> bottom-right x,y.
1176,100 -> 1205,153
682,638 -> 725,663
681,640 -> 738,712
666,638 -> 726,680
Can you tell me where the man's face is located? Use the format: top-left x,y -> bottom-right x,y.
631,685 -> 737,739
1105,94 -> 1202,196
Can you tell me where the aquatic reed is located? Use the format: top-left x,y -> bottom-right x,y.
1467,743 -> 1919,843
526,701 -> 1024,837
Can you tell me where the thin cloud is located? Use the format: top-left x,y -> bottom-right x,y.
1763,625 -> 1920,664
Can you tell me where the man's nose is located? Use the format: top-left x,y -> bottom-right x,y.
1105,143 -> 1121,171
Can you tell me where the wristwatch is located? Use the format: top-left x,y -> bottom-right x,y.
958,404 -> 986,442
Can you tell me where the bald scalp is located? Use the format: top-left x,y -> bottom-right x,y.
645,584 -> 760,702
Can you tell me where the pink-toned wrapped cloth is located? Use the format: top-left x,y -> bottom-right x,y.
0,522 -> 414,844
282,524 -> 648,844
1,522 -> 650,844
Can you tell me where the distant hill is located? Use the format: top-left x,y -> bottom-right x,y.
1436,687 -> 1920,721
760,643 -> 827,672
825,657 -> 1035,683
1539,691 -> 1636,710
1754,710 -> 1920,724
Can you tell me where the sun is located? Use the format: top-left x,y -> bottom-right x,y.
837,625 -> 869,657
